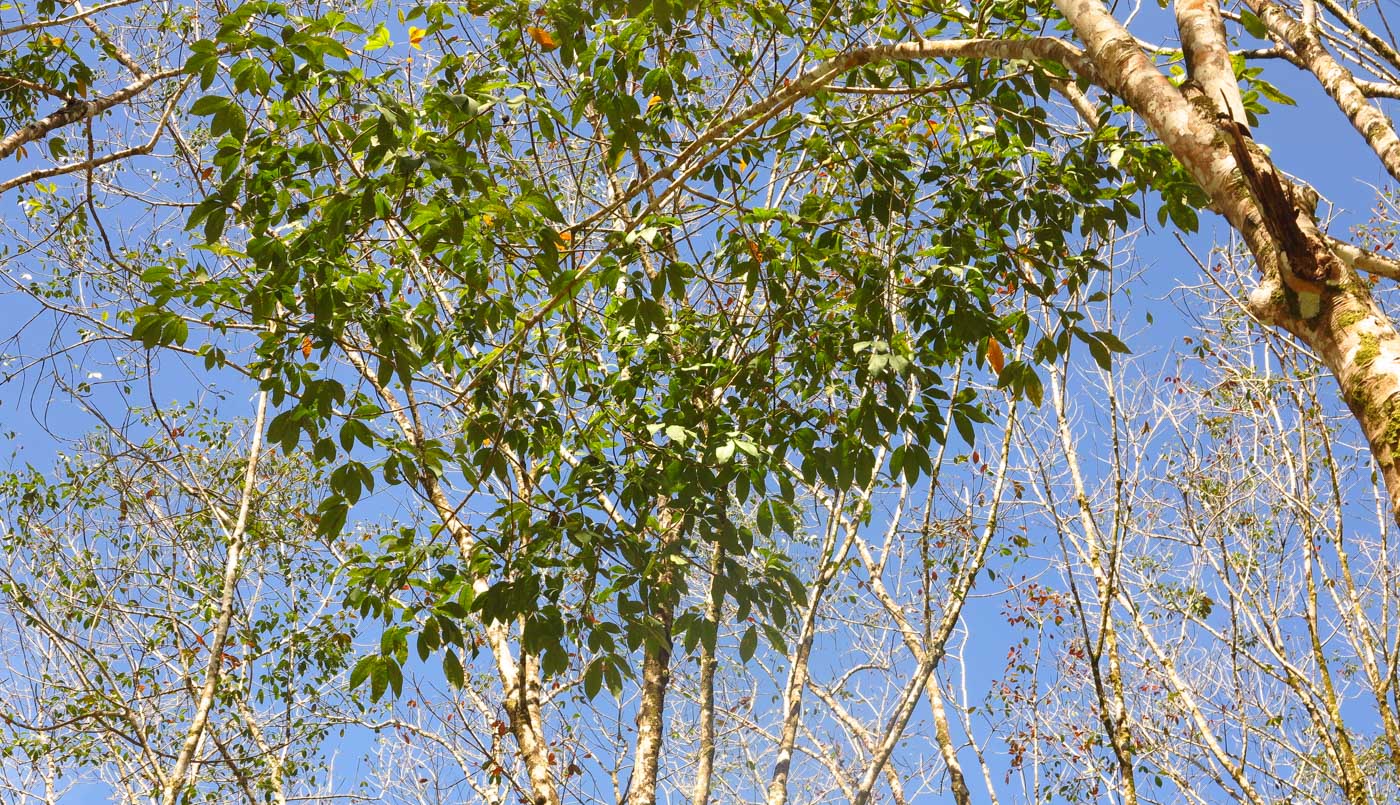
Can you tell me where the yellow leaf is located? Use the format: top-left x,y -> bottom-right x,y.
986,339 -> 1004,374
527,26 -> 559,50
408,26 -> 426,49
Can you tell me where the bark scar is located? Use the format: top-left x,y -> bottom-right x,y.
1216,107 -> 1335,291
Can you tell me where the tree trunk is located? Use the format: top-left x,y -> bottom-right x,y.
626,506 -> 684,805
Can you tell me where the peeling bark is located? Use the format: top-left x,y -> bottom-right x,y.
1055,0 -> 1400,522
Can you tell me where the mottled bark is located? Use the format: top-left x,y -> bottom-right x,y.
625,511 -> 681,805
689,547 -> 724,805
1175,0 -> 1248,123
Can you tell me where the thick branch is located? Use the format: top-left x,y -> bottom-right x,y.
625,509 -> 681,805
0,68 -> 182,160
1246,0 -> 1400,183
1176,0 -> 1249,123
0,75 -> 190,195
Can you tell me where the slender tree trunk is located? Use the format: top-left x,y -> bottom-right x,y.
764,485 -> 866,805
690,547 -> 725,805
161,389 -> 269,805
1049,366 -> 1138,804
343,349 -> 560,805
626,508 -> 682,805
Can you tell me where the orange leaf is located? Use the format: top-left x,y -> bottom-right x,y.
300,335 -> 313,359
527,26 -> 559,50
408,26 -> 426,49
986,338 -> 1004,374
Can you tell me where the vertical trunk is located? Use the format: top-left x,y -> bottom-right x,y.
764,487 -> 864,805
343,349 -> 560,805
479,591 -> 559,805
925,681 -> 973,805
626,508 -> 683,805
625,616 -> 674,805
690,547 -> 725,805
161,390 -> 269,805
1302,529 -> 1370,802
1049,367 -> 1138,805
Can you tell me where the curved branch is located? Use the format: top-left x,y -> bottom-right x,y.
0,75 -> 191,195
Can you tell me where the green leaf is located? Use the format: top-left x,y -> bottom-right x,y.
443,649 -> 464,688
349,655 -> 374,692
583,658 -> 603,699
369,660 -> 388,702
739,625 -> 757,662
1240,10 -> 1267,38
189,95 -> 230,116
364,23 -> 392,52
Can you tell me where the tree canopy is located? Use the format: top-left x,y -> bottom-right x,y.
4,0 -> 1400,802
